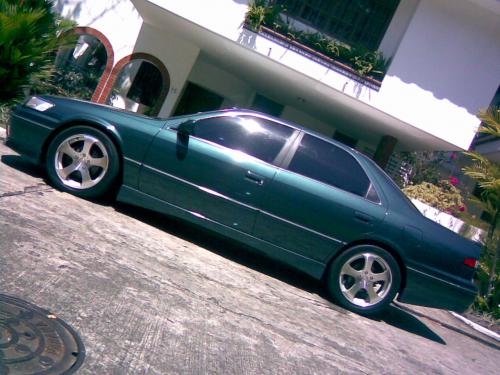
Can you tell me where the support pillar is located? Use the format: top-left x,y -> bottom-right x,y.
373,135 -> 398,169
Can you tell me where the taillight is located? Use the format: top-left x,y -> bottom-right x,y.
464,258 -> 478,268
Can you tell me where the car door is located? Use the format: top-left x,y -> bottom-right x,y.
253,133 -> 388,262
139,114 -> 296,234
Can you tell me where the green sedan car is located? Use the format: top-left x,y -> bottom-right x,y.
6,95 -> 481,315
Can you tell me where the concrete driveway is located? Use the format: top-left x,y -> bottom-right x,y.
1,138 -> 499,375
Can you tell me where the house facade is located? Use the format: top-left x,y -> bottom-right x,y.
54,0 -> 500,167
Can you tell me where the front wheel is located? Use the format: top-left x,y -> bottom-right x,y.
46,126 -> 120,199
327,245 -> 401,315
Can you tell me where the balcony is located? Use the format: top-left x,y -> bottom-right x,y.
243,0 -> 400,87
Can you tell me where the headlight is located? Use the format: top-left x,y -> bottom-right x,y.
25,96 -> 55,112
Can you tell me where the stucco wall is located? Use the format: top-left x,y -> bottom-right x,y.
188,58 -> 255,109
55,0 -> 143,62
378,0 -> 420,59
374,0 -> 500,149
131,24 -> 200,117
145,0 -> 249,41
280,107 -> 335,137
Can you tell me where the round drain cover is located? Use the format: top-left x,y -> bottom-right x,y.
0,294 -> 85,374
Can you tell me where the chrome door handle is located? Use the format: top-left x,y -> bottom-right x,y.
245,171 -> 264,185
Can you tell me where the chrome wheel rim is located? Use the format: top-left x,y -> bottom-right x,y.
54,134 -> 109,190
339,252 -> 392,308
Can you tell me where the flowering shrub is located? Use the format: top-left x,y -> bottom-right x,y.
403,180 -> 465,214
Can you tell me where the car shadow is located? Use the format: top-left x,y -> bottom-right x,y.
114,202 -> 326,295
370,305 -> 446,345
114,202 -> 448,344
1,155 -> 45,179
1,154 -> 119,206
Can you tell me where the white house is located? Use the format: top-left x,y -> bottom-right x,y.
54,0 -> 500,167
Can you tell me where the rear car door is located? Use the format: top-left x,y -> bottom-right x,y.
253,133 -> 388,262
139,114 -> 296,234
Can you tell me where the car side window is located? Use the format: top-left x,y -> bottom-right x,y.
288,134 -> 371,197
192,115 -> 294,163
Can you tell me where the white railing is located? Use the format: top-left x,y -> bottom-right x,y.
411,199 -> 486,244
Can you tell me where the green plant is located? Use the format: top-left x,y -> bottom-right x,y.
348,45 -> 388,79
403,180 -> 465,213
246,0 -> 283,32
463,107 -> 500,314
0,102 -> 11,127
473,236 -> 500,319
243,1 -> 388,80
245,1 -> 266,31
31,64 -> 97,100
0,0 -> 76,101
393,151 -> 451,188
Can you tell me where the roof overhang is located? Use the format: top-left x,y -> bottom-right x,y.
131,0 -> 462,151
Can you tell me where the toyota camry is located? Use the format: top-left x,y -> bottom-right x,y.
6,95 -> 481,315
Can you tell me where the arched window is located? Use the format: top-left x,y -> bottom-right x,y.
106,55 -> 169,116
54,32 -> 109,100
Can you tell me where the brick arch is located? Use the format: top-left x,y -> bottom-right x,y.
67,27 -> 115,103
99,53 -> 171,116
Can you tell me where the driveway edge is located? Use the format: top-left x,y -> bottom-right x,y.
393,302 -> 500,349
449,311 -> 500,342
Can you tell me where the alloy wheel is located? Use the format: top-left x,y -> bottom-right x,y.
54,134 -> 109,189
338,252 -> 392,308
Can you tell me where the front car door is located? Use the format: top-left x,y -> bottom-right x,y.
139,113 -> 296,234
253,133 -> 388,262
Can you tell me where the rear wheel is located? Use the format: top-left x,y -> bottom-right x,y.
327,245 -> 401,315
46,126 -> 119,199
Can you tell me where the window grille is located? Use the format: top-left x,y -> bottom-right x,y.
276,0 -> 400,50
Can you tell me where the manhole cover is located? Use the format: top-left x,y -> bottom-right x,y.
0,294 -> 85,374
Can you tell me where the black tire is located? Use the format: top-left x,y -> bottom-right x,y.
327,244 -> 401,315
46,126 -> 119,199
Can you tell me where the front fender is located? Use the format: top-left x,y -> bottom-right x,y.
59,114 -> 123,146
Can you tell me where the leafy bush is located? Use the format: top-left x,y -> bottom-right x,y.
0,102 -> 11,127
0,0 -> 75,101
403,180 -> 465,213
245,0 -> 267,31
474,238 -> 500,319
463,107 -> 500,319
30,65 -> 95,100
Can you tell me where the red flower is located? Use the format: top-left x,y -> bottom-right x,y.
450,152 -> 458,160
459,206 -> 466,212
450,176 -> 459,186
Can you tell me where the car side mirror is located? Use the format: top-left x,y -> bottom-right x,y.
177,120 -> 196,136
176,120 -> 195,159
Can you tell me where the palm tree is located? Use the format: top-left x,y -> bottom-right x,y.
463,106 -> 500,299
0,0 -> 75,102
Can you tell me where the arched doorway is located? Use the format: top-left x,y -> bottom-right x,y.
105,54 -> 170,117
53,28 -> 113,101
